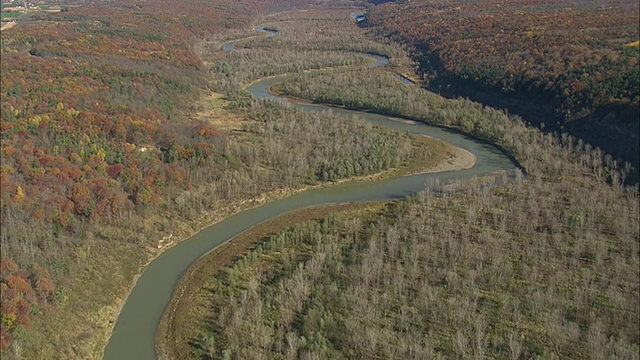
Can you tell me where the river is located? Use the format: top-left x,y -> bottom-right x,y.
103,25 -> 516,360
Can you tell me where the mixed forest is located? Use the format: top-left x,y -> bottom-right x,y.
0,0 -> 424,357
365,0 -> 639,171
1,1 -> 249,355
166,7 -> 638,360
0,0 -> 638,359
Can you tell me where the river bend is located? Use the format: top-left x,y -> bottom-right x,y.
103,25 -> 516,360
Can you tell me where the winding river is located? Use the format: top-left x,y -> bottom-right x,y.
103,25 -> 517,360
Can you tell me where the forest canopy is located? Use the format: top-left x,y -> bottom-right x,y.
365,0 -> 639,167
367,0 -> 639,117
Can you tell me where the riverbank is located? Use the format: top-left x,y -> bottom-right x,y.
156,134 -> 477,359
99,125 -> 471,358
0,21 -> 16,31
105,132 -> 477,358
156,201 -> 386,360
103,9 -> 515,359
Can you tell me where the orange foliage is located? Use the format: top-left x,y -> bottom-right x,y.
367,0 -> 639,118
0,0 -> 299,352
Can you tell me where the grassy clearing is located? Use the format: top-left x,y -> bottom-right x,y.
1,12 -> 20,19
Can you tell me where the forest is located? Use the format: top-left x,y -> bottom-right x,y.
1,2 -> 247,354
1,0 -> 638,359
365,0 -> 639,171
0,0 -> 426,357
173,174 -> 638,358
165,8 -> 638,360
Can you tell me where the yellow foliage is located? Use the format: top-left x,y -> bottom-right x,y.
65,108 -> 80,118
3,313 -> 17,331
623,41 -> 639,48
30,116 -> 42,126
13,185 -> 24,202
97,148 -> 107,161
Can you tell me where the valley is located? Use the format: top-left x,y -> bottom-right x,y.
0,1 -> 637,359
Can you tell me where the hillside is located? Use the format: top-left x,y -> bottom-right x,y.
364,0 -> 639,173
1,0 -> 637,358
164,8 -> 638,360
1,0 -> 405,357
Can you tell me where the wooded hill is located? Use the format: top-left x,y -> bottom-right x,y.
364,0 -> 639,172
167,9 -> 638,359
1,1 -> 403,357
1,1 -> 249,352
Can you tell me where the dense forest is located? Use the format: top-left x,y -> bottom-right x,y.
275,68 -> 634,183
364,0 -> 639,170
1,0 -> 638,359
1,2 -> 248,354
0,1 -> 429,358
176,174 -> 638,359
166,8 -> 638,360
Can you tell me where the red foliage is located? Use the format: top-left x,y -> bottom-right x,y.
0,0 -> 290,351
367,0 -> 639,118
0,326 -> 11,352
0,258 -> 55,350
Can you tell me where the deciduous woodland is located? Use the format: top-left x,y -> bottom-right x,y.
164,7 -> 638,360
170,178 -> 638,359
365,0 -> 639,172
0,0 -> 637,359
1,0 -> 429,357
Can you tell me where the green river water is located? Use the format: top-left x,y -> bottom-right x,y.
103,26 -> 517,360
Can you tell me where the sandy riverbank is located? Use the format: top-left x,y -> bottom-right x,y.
155,135 -> 478,359
421,135 -> 476,174
1,21 -> 17,31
